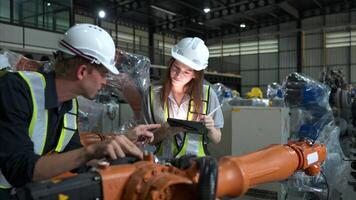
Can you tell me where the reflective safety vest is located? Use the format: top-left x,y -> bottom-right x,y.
149,84 -> 210,159
0,71 -> 78,189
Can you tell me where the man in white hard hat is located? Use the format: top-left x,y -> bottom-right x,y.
0,24 -> 160,198
146,37 -> 224,160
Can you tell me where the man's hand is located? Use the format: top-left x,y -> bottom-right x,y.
84,134 -> 143,160
33,135 -> 143,181
151,123 -> 186,144
124,124 -> 161,143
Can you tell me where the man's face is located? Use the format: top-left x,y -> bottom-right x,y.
81,64 -> 108,99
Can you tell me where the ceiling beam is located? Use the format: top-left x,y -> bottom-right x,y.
313,0 -> 323,8
171,0 -> 203,13
278,1 -> 300,19
150,5 -> 177,16
266,11 -> 279,18
211,0 -> 227,7
243,15 -> 258,23
112,0 -> 147,14
216,18 -> 241,28
132,9 -> 164,21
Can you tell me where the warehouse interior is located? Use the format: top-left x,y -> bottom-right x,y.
0,0 -> 356,199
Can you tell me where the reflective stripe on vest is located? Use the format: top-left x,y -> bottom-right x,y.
150,87 -> 179,159
0,71 -> 78,189
152,85 -> 210,159
175,84 -> 209,158
18,71 -> 48,155
55,99 -> 78,152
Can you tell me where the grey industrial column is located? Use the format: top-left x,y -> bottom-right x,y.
148,26 -> 155,64
69,0 -> 74,26
296,20 -> 302,73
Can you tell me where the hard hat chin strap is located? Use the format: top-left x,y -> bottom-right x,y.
59,40 -> 100,65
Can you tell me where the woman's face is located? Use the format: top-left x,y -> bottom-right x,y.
170,60 -> 196,87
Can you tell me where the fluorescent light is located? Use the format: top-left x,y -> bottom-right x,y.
47,2 -> 51,6
151,5 -> 176,16
98,10 -> 106,18
240,23 -> 246,28
204,8 -> 211,13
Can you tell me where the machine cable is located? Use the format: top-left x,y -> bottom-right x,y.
196,156 -> 218,200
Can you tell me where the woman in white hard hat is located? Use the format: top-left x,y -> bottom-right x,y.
148,37 -> 223,159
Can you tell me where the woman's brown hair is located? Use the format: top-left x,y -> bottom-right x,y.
161,58 -> 204,120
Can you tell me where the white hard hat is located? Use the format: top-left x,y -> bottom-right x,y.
58,23 -> 118,75
171,37 -> 209,71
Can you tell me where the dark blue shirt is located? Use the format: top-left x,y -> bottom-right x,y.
0,71 -> 82,188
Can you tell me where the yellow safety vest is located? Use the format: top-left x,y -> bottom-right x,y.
0,71 -> 78,189
150,85 -> 210,159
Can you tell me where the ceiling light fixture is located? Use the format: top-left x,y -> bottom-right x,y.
47,2 -> 51,6
98,10 -> 106,18
203,8 -> 211,13
240,23 -> 246,28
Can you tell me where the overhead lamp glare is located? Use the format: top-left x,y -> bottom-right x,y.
98,10 -> 106,18
203,8 -> 211,13
240,23 -> 246,28
47,2 -> 51,6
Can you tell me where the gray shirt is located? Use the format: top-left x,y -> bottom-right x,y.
206,88 -> 224,128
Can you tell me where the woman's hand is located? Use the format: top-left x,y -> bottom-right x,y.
198,115 -> 222,144
198,115 -> 215,132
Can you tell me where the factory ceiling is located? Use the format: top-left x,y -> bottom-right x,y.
74,0 -> 356,39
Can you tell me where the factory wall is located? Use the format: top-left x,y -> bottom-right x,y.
208,11 -> 356,97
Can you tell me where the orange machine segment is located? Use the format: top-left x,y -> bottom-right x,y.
139,173 -> 193,200
305,164 -> 321,176
289,142 -> 326,170
216,157 -> 246,197
216,144 -> 300,197
216,142 -> 326,198
98,163 -> 137,200
122,162 -> 194,200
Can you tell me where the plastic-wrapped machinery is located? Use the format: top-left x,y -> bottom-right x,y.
282,72 -> 351,199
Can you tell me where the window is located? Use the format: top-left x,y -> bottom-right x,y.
326,30 -> 356,48
112,31 -> 139,43
0,0 -> 10,22
209,39 -> 278,57
8,0 -> 71,32
158,41 -> 174,56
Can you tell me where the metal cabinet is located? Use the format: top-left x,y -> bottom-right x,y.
209,106 -> 290,200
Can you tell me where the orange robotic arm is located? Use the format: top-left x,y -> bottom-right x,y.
216,141 -> 326,197
14,134 -> 326,200
93,136 -> 326,200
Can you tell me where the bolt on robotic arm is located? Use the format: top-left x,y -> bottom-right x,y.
13,136 -> 326,200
